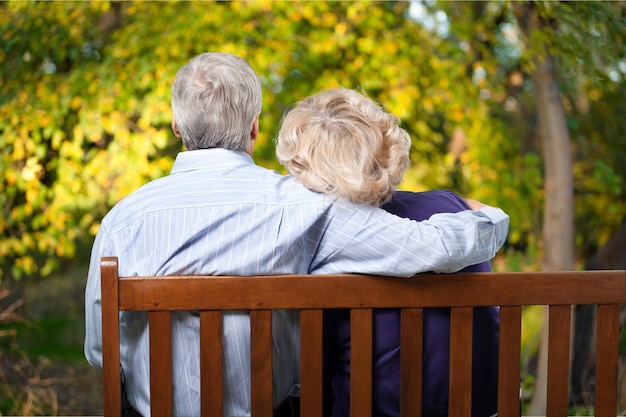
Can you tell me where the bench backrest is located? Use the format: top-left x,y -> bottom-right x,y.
100,256 -> 625,417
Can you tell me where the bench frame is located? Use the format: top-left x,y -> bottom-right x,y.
100,256 -> 625,417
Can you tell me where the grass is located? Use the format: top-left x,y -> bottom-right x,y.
1,317 -> 85,362
0,271 -> 102,415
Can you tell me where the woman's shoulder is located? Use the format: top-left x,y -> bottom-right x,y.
383,189 -> 469,219
383,190 -> 492,273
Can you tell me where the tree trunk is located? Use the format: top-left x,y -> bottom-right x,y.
513,3 -> 575,414
534,51 -> 575,276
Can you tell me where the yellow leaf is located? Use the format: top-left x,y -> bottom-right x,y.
452,109 -> 464,122
89,222 -> 101,236
13,137 -> 25,160
6,170 -> 17,185
71,95 -> 82,110
51,129 -> 64,150
73,125 -> 84,144
26,187 -> 39,203
22,157 -> 43,182
335,22 -> 348,35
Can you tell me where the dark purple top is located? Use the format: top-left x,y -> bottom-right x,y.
323,190 -> 499,417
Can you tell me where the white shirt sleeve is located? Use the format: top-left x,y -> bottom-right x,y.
312,201 -> 509,275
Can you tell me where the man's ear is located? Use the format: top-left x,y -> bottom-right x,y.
246,117 -> 259,156
250,117 -> 259,141
172,117 -> 181,138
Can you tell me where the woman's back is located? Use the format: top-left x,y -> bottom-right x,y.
324,190 -> 500,417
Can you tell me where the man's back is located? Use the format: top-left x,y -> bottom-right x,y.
87,149 -> 330,416
99,150 -> 325,276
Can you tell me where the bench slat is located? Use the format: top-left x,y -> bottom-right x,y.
546,305 -> 571,416
595,304 -> 620,417
400,308 -> 423,417
498,306 -> 522,417
101,258 -> 122,417
449,307 -> 473,417
250,310 -> 273,417
350,309 -> 373,417
300,310 -> 323,417
199,311 -> 223,417
149,311 -> 173,417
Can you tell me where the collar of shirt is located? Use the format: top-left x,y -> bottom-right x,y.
170,148 -> 254,175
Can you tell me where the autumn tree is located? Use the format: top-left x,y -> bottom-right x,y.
436,0 -> 626,411
1,1 -> 514,280
1,1 -> 625,410
1,0 -> 624,309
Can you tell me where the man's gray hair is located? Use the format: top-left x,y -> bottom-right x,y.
171,52 -> 262,151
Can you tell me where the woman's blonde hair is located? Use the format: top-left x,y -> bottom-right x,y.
276,88 -> 411,206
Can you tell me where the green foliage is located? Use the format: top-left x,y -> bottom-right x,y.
432,0 -> 626,258
572,79 -> 626,257
1,0 -> 625,279
0,1 -> 175,279
533,2 -> 625,91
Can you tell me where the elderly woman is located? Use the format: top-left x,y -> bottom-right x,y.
276,88 -> 499,417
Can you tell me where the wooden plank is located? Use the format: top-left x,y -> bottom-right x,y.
595,304 -> 620,417
250,310 -> 273,417
118,271 -> 626,311
300,310 -> 323,417
545,305 -> 570,417
200,311 -> 223,417
400,308 -> 423,417
449,307 -> 473,417
350,309 -> 373,417
498,306 -> 522,417
100,257 -> 122,417
149,311 -> 173,417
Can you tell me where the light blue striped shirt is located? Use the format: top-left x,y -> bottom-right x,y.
85,149 -> 508,416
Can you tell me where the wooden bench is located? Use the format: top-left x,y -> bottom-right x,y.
100,256 -> 626,417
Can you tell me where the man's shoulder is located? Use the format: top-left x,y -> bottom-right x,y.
100,168 -> 331,231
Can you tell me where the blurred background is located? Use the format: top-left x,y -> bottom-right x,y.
0,1 -> 624,414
